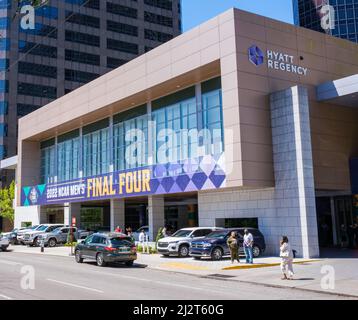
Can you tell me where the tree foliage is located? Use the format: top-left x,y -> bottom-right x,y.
0,181 -> 15,223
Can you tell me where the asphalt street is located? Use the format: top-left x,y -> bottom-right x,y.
0,251 -> 353,300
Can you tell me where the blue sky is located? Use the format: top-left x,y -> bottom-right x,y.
182,0 -> 294,31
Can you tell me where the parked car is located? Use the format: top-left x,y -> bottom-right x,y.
37,227 -> 92,247
189,228 -> 266,260
0,234 -> 10,251
23,224 -> 64,246
157,227 -> 222,257
17,225 -> 41,245
133,226 -> 151,242
1,228 -> 27,245
75,233 -> 137,267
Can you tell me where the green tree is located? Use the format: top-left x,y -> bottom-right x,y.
0,181 -> 15,223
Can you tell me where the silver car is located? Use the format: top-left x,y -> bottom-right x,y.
23,224 -> 64,246
157,227 -> 222,257
38,227 -> 92,247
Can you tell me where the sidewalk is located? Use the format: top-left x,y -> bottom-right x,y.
7,245 -> 358,298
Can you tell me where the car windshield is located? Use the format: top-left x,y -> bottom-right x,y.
37,225 -> 48,231
110,237 -> 132,246
34,225 -> 42,230
53,227 -> 62,233
206,230 -> 229,239
171,230 -> 192,238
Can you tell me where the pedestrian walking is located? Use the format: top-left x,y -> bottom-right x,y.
227,231 -> 240,263
139,229 -> 149,253
280,236 -> 294,280
243,229 -> 254,264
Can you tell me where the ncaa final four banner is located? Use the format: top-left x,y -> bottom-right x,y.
21,154 -> 226,206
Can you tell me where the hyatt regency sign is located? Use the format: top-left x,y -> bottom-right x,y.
248,45 -> 308,76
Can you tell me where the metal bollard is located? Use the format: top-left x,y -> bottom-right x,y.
40,239 -> 45,253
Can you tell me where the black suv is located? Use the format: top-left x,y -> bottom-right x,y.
189,228 -> 266,260
75,233 -> 137,267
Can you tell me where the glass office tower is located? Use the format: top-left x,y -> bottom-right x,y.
0,0 -> 182,179
293,0 -> 358,42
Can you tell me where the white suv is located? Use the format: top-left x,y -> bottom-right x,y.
157,227 -> 222,257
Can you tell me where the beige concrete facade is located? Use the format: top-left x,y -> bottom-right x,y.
17,8 -> 358,201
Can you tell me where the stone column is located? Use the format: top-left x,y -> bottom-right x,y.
110,198 -> 125,231
148,195 -> 164,241
270,85 -> 319,258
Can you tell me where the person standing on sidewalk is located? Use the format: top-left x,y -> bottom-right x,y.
243,229 -> 254,264
227,231 -> 240,264
280,236 -> 294,280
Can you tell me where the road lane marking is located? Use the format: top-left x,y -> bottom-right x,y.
0,260 -> 23,266
0,294 -> 13,300
46,278 -> 104,294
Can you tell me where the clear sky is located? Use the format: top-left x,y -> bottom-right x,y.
182,0 -> 294,32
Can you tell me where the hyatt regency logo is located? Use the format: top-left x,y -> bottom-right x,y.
248,45 -> 308,76
248,46 -> 264,66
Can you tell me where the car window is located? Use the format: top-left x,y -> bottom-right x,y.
91,236 -> 101,244
192,230 -> 207,237
110,238 -> 132,246
61,228 -> 69,234
84,235 -> 94,244
47,226 -> 59,232
202,229 -> 213,236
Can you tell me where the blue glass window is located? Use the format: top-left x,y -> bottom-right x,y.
0,17 -> 9,29
0,38 -> 10,51
0,101 -> 8,115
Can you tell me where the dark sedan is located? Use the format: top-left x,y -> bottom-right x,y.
189,228 -> 266,260
75,233 -> 137,267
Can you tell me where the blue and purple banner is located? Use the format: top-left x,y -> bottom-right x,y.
21,154 -> 226,206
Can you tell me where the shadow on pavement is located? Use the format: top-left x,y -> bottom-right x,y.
83,261 -> 148,269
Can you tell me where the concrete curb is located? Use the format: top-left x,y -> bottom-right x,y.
222,259 -> 322,270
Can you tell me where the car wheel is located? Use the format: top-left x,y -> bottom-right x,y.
34,237 -> 39,247
96,253 -> 106,267
211,247 -> 223,261
253,245 -> 261,258
125,260 -> 134,267
75,250 -> 83,263
178,245 -> 189,258
48,238 -> 57,248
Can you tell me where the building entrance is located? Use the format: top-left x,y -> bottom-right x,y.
316,196 -> 357,249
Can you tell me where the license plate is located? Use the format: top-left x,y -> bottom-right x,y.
119,247 -> 130,253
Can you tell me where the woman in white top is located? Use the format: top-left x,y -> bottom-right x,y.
280,236 -> 294,280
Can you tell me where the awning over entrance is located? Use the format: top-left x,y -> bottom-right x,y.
316,74 -> 358,108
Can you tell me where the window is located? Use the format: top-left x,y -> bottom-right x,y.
35,5 -> 58,19
107,38 -> 138,54
107,20 -> 138,36
65,69 -> 99,83
18,61 -> 57,79
0,123 -> 8,136
65,0 -> 100,10
152,87 -> 197,167
20,23 -> 57,38
144,0 -> 172,10
145,29 -> 173,42
66,12 -> 100,28
0,80 -> 8,93
106,2 -> 137,18
113,106 -> 148,171
0,101 -> 8,115
18,82 -> 57,99
17,103 -> 40,118
83,119 -> 110,177
201,77 -> 224,156
0,17 -> 9,29
107,57 -> 127,69
144,12 -> 173,27
65,49 -> 100,66
65,30 -> 100,47
19,41 -> 57,58
57,130 -> 80,182
40,138 -> 56,184
0,58 -> 8,70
